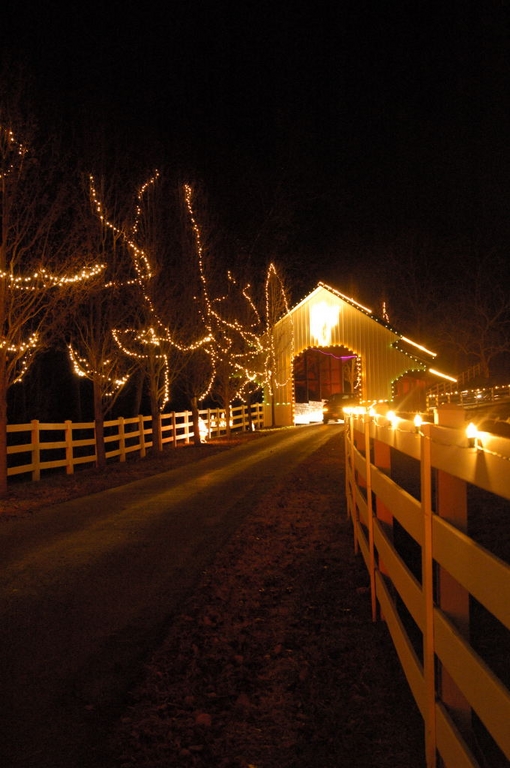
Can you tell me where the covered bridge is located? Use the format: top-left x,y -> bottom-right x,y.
263,282 -> 444,427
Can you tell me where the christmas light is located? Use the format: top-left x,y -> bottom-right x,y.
466,422 -> 479,448
0,126 -> 27,180
68,344 -> 130,396
429,368 -> 457,382
89,173 -> 157,283
401,336 -> 437,358
1,263 -> 106,289
263,262 -> 294,394
183,184 -> 268,403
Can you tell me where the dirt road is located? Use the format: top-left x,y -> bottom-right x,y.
0,425 -> 338,768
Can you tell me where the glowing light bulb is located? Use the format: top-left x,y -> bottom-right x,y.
466,422 -> 479,448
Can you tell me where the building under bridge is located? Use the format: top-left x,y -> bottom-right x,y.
262,282 -> 452,426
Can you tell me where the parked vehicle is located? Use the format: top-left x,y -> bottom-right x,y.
322,392 -> 359,423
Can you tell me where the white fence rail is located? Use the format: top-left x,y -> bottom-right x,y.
427,381 -> 510,408
7,403 -> 264,482
345,405 -> 510,768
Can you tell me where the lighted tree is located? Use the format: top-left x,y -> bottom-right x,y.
262,261 -> 293,427
209,273 -> 263,437
112,174 -> 206,452
0,120 -> 105,496
184,184 -> 263,438
66,174 -> 139,467
169,185 -> 215,444
83,169 -> 176,454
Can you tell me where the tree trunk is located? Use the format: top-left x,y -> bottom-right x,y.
191,396 -> 202,445
132,369 -> 144,417
93,378 -> 106,469
151,398 -> 162,454
246,392 -> 253,432
225,399 -> 232,439
0,351 -> 8,498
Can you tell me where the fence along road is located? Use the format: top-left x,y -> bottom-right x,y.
0,424 -> 336,768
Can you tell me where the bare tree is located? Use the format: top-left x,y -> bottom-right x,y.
178,346 -> 214,444
0,103 -> 104,495
183,184 -> 264,438
438,251 -> 510,379
66,174 -> 139,467
371,231 -> 444,345
81,169 -> 183,456
118,174 -> 194,452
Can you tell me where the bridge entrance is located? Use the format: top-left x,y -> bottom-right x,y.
293,346 -> 359,403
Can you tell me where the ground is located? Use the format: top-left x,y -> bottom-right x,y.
2,430 -> 425,767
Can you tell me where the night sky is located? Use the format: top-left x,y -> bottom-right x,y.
2,1 -> 510,301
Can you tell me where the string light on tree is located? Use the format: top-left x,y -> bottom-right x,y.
263,262 -> 294,395
183,184 -> 267,404
89,173 -> 157,284
0,126 -> 27,180
68,344 -> 129,396
1,263 -> 106,290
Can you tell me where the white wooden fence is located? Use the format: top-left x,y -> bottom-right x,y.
7,403 -> 264,482
426,380 -> 510,409
345,404 -> 510,768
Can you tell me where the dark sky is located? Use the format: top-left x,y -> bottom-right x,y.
3,1 -> 510,298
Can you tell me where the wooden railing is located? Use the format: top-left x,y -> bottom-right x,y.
7,403 -> 264,482
426,376 -> 510,409
344,405 -> 510,768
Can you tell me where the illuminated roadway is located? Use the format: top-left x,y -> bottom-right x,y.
0,424 -> 341,768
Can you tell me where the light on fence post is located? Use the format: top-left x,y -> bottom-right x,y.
466,422 -> 478,448
414,414 -> 423,433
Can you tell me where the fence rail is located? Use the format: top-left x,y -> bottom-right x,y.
345,405 -> 510,768
426,381 -> 510,409
7,403 -> 264,482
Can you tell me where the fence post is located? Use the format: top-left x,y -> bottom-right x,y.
373,430 -> 393,579
171,412 -> 177,447
118,417 -> 126,462
156,413 -> 163,452
138,414 -> 146,458
65,420 -> 74,474
350,413 -> 365,554
434,404 -> 472,743
420,421 -> 437,768
364,414 -> 377,622
31,420 -> 41,481
345,414 -> 355,522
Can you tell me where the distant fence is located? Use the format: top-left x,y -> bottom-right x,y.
7,403 -> 264,482
426,380 -> 510,409
345,404 -> 510,768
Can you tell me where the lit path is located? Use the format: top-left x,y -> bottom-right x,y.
0,424 -> 341,768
